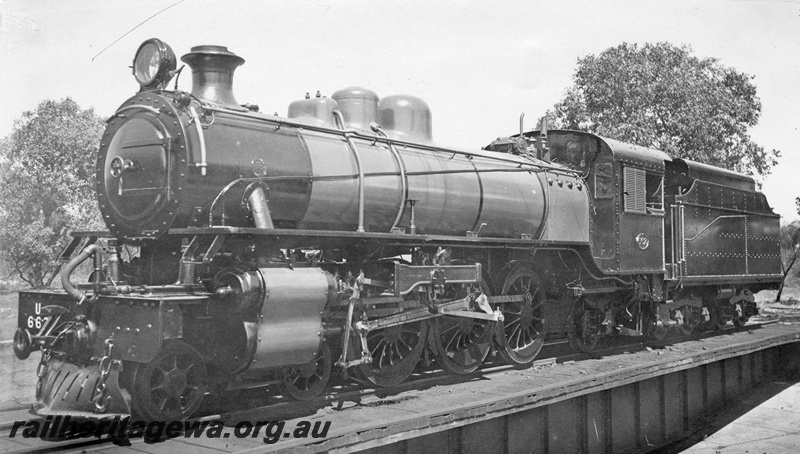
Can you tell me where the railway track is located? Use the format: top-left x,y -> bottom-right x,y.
0,316 -> 783,453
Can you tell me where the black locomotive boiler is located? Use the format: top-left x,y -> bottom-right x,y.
13,39 -> 783,421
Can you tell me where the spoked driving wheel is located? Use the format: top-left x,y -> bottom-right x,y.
568,302 -> 601,353
132,340 -> 208,421
356,320 -> 427,387
281,341 -> 332,401
430,281 -> 493,375
496,265 -> 546,367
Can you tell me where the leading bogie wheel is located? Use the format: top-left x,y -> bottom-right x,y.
132,340 -> 208,421
282,341 -> 332,401
496,265 -> 546,367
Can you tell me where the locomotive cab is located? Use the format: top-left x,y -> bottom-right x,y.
586,136 -> 669,275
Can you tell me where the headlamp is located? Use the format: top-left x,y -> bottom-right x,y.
133,38 -> 177,90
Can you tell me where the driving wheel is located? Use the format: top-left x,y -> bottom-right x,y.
356,320 -> 428,387
496,265 -> 546,367
430,280 -> 493,374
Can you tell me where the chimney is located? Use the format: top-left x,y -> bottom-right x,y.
181,45 -> 244,110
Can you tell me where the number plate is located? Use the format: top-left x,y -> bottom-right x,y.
17,291 -> 73,332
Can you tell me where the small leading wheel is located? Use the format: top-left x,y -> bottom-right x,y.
430,282 -> 493,374
132,340 -> 208,421
568,304 -> 601,353
356,320 -> 427,387
496,265 -> 546,367
282,341 -> 332,401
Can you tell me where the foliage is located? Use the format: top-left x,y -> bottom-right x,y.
778,221 -> 800,301
550,42 -> 779,177
0,98 -> 105,288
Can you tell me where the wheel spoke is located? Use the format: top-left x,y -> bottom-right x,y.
370,338 -> 387,356
505,307 -> 523,316
440,322 -> 461,335
157,396 -> 169,412
399,337 -> 412,352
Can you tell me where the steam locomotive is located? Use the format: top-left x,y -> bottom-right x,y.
13,38 -> 782,421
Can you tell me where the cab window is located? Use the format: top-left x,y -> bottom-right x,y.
553,139 -> 591,172
624,166 -> 663,214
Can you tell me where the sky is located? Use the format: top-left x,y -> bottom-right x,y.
0,0 -> 798,222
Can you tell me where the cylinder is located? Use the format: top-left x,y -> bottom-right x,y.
253,268 -> 334,368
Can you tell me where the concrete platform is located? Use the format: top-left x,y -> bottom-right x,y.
682,380 -> 800,453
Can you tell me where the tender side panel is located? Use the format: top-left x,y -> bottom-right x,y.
674,180 -> 781,279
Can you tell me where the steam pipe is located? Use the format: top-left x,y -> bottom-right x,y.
188,106 -> 208,176
343,133 -> 366,233
371,122 -> 409,232
62,244 -> 102,302
334,108 -> 365,233
248,186 -> 275,229
107,239 -> 120,282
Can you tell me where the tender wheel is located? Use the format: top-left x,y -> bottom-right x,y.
709,305 -> 729,331
496,265 -> 546,367
648,324 -> 668,341
356,320 -> 427,387
732,302 -> 750,328
282,341 -> 332,401
430,282 -> 493,375
132,340 -> 208,421
568,303 -> 601,353
676,306 -> 698,336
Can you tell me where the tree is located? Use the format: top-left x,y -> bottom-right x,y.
551,42 -> 779,177
778,221 -> 800,302
0,98 -> 105,288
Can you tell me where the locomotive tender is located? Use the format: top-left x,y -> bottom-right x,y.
13,39 -> 782,421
